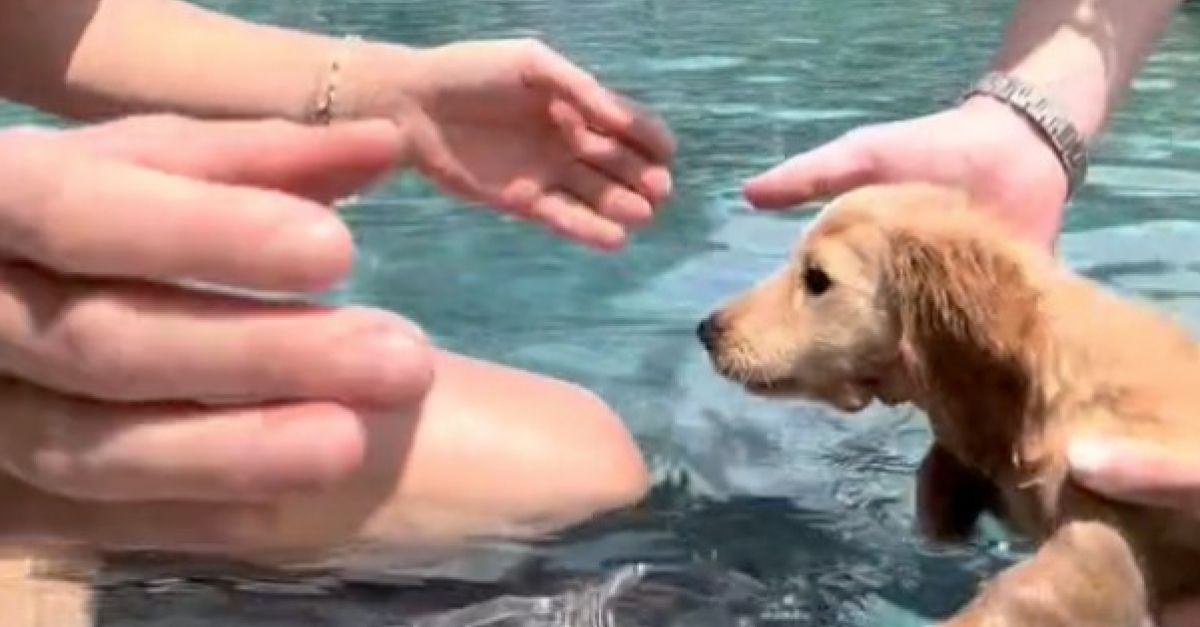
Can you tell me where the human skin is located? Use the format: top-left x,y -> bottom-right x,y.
0,0 -> 676,557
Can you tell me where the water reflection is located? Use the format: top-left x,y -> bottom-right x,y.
4,0 -> 1200,625
97,478 -> 1023,626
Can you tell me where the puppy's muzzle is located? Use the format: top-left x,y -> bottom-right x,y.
696,314 -> 724,352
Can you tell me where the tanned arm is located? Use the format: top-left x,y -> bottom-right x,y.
978,0 -> 1181,140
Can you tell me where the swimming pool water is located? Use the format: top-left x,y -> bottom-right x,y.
6,0 -> 1200,625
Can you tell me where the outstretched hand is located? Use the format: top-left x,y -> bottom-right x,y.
361,39 -> 676,250
743,97 -> 1071,250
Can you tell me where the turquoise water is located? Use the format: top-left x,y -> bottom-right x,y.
6,0 -> 1200,625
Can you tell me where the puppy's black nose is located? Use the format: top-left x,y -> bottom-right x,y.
696,315 -> 722,351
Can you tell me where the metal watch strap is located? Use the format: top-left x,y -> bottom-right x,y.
962,72 -> 1089,198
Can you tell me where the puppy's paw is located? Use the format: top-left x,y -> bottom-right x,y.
916,444 -> 998,544
941,521 -> 1150,627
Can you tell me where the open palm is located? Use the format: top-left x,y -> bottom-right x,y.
397,40 -> 675,250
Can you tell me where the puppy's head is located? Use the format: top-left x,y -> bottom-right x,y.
698,183 -> 1042,415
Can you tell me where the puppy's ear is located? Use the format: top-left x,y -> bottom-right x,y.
885,230 -> 1041,361
883,228 -> 1044,446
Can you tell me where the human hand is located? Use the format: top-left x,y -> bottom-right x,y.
1068,437 -> 1200,626
0,114 -> 434,549
351,39 -> 675,251
743,96 -> 1072,250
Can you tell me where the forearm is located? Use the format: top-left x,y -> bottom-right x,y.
981,0 -> 1180,140
0,0 -> 406,122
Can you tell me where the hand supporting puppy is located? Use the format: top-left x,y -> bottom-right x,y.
0,115 -> 434,547
1069,438 -> 1200,627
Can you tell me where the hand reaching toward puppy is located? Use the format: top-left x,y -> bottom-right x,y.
349,39 -> 676,251
743,97 -> 1069,250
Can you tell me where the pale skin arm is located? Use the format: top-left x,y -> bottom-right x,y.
0,0 -> 677,251
0,0 -> 344,121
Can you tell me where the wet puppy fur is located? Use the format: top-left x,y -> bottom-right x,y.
699,183 -> 1200,626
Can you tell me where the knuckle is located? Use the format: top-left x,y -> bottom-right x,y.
21,448 -> 85,499
52,293 -> 144,398
497,179 -> 542,214
25,163 -> 103,270
515,38 -> 559,81
0,387 -> 92,499
578,131 -> 617,160
25,231 -> 92,273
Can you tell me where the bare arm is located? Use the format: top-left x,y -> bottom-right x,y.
0,0 -> 370,121
979,0 -> 1181,140
743,0 -> 1182,249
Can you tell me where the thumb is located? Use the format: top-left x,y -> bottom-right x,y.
1068,437 -> 1200,513
743,130 -> 878,210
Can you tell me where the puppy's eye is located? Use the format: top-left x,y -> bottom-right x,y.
803,265 -> 832,296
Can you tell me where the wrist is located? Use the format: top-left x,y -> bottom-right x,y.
962,72 -> 1089,198
958,95 -> 1071,200
983,66 -> 1109,144
317,39 -> 428,123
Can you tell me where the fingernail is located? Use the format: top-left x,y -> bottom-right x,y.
643,168 -> 672,203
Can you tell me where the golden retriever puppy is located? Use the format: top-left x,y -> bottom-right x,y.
698,182 -> 1200,626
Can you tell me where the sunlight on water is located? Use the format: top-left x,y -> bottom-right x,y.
5,0 -> 1200,625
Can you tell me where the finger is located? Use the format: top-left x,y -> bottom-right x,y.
522,42 -> 676,161
557,160 -> 653,228
0,472 -> 288,552
0,379 -> 367,503
742,129 -> 879,210
550,99 -> 672,206
1068,437 -> 1200,512
0,263 -> 432,408
72,115 -> 407,205
0,144 -> 355,292
512,184 -> 625,251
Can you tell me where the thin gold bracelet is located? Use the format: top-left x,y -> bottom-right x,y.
311,34 -> 363,125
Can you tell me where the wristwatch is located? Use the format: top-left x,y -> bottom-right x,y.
962,72 -> 1090,198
